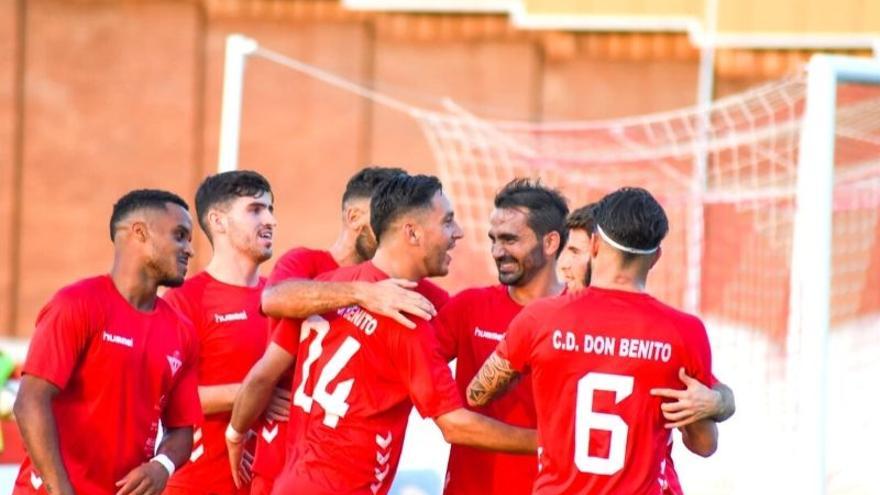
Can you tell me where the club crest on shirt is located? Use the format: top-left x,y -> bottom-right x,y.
167,351 -> 183,376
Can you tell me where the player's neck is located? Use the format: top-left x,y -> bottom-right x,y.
329,231 -> 363,267
204,248 -> 262,288
589,269 -> 647,293
370,246 -> 423,281
109,255 -> 159,311
507,267 -> 565,305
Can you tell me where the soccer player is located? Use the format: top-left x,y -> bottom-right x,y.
228,167 -> 437,494
161,171 -> 279,495
560,202 -> 735,494
434,178 -> 568,495
13,189 -> 202,495
260,174 -> 537,495
467,187 -> 718,495
558,203 -> 596,292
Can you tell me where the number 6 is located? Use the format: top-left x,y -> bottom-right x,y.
575,372 -> 633,475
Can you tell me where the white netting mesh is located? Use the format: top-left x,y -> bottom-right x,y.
412,77 -> 880,495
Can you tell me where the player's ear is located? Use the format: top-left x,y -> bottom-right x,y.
404,222 -> 420,245
543,231 -> 561,258
649,246 -> 662,269
206,208 -> 226,236
130,220 -> 149,243
344,204 -> 364,229
590,232 -> 601,258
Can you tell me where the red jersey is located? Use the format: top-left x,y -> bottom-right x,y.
497,287 -> 713,495
434,285 -> 537,495
14,275 -> 201,495
160,272 -> 268,494
272,261 -> 459,495
251,247 -> 339,486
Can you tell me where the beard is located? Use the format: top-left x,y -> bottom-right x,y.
147,257 -> 187,288
354,230 -> 378,262
158,274 -> 186,288
496,243 -> 547,287
583,260 -> 592,287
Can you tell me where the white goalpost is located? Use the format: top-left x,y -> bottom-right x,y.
217,33 -> 880,495
788,54 -> 880,495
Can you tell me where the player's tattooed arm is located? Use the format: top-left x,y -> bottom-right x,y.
710,381 -> 736,422
14,376 -> 75,495
466,352 -> 520,407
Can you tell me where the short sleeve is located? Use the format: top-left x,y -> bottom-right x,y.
393,321 -> 462,419
162,287 -> 203,338
22,290 -> 95,390
496,305 -> 539,373
432,294 -> 467,362
270,317 -> 303,356
163,326 -> 204,427
418,280 -> 450,310
162,287 -> 197,327
268,249 -> 312,287
680,317 -> 713,388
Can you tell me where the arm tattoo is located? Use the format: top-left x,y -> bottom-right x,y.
467,352 -> 519,407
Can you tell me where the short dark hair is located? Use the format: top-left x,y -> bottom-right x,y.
494,178 -> 570,256
110,189 -> 189,240
566,203 -> 597,235
594,187 -> 668,263
370,174 -> 443,240
342,166 -> 407,208
194,170 -> 272,239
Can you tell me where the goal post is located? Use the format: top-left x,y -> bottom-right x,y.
217,34 -> 258,173
790,53 -> 880,495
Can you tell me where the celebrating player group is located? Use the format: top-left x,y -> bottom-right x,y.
12,166 -> 735,495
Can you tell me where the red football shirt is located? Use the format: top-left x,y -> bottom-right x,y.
251,247 -> 339,485
161,272 -> 269,494
434,285 -> 538,495
272,261 -> 460,495
497,287 -> 713,495
14,275 -> 201,495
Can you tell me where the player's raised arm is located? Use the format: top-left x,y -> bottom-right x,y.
466,352 -> 521,407
14,376 -> 74,495
261,277 -> 436,329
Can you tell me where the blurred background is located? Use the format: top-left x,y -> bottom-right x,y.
1,1 -> 879,494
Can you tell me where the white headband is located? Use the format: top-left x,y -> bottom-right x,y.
595,224 -> 659,255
